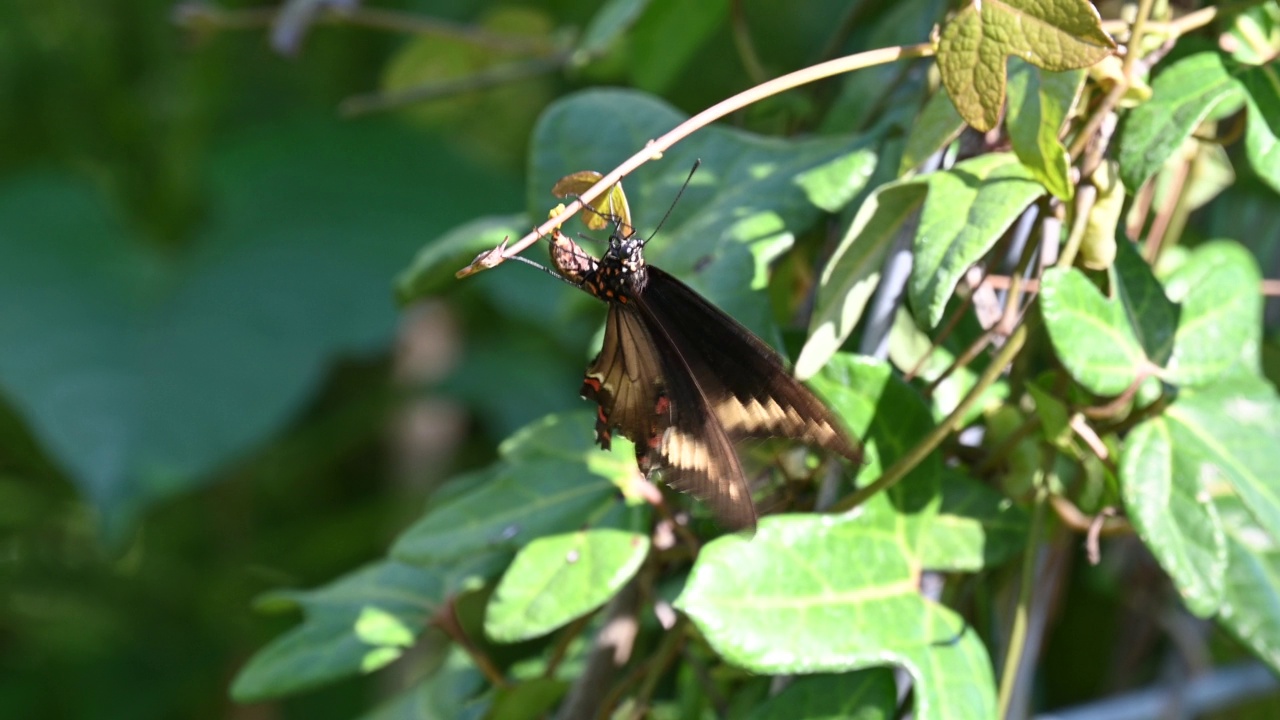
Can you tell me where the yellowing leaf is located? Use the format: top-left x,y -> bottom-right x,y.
937,0 -> 1115,131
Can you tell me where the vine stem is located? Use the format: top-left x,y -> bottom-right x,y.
997,454 -> 1053,718
456,43 -> 935,278
832,318 -> 1029,513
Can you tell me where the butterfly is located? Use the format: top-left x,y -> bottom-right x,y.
528,169 -> 860,531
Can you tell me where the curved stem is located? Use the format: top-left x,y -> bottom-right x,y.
833,318 -> 1029,513
457,42 -> 935,278
997,473 -> 1049,718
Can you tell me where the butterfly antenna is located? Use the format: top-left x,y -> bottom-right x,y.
642,159 -> 700,247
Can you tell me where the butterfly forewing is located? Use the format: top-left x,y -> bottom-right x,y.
639,266 -> 861,464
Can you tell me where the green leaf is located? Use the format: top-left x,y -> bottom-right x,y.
1165,375 -> 1280,547
899,88 -> 965,175
911,153 -> 1045,329
0,120 -> 517,537
1039,266 -> 1149,395
1006,60 -> 1084,200
920,470 -> 1030,571
393,412 -> 636,567
743,670 -> 896,720
360,648 -> 487,720
354,606 -> 417,649
797,181 -> 927,379
528,89 -> 879,342
937,0 -> 1113,131
391,456 -> 620,567
674,515 -> 995,720
1118,52 -> 1247,190
1243,64 -> 1280,194
810,355 -> 942,552
231,561 -> 450,701
1120,417 -> 1227,617
1216,494 -> 1280,675
396,214 -> 528,304
485,529 -> 650,643
1112,236 -> 1178,368
1164,240 -> 1263,385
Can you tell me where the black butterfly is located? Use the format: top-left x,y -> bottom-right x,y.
532,172 -> 860,531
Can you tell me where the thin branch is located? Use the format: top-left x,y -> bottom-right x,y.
456,43 -> 935,278
834,318 -> 1030,513
997,462 -> 1051,718
1070,0 -> 1157,166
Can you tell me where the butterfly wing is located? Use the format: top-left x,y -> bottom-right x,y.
630,297 -> 758,531
641,266 -> 861,464
582,302 -> 757,531
581,305 -> 665,452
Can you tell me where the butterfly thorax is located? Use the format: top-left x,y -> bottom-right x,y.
590,231 -> 647,303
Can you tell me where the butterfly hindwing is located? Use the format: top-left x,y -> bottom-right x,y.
582,305 -> 664,451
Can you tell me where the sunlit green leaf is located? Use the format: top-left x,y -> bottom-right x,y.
1243,64 -> 1280,194
920,470 -> 1029,571
1164,240 -> 1263,385
486,529 -> 649,642
1039,266 -> 1148,395
1117,52 -> 1247,190
1006,60 -> 1084,200
1120,417 -> 1227,617
232,561 -> 451,701
911,153 -> 1044,329
1216,495 -> 1280,675
1166,375 -> 1280,546
674,514 -> 995,720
